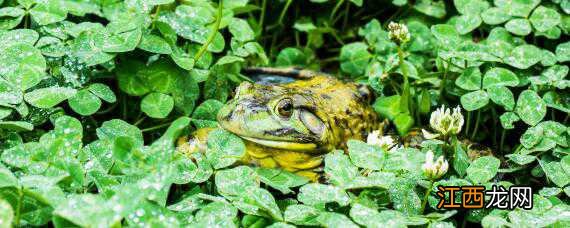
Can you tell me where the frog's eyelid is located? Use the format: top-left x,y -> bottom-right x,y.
300,110 -> 325,136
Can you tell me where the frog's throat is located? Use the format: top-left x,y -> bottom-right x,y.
241,136 -> 318,151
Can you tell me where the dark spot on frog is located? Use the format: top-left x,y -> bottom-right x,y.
320,94 -> 331,99
264,128 -> 298,137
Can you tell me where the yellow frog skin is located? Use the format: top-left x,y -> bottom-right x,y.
179,67 -> 381,180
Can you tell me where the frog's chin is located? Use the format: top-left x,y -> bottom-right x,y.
241,136 -> 317,151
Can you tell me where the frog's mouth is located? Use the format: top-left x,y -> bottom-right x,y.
240,136 -> 318,151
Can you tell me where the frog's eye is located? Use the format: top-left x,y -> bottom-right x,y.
300,110 -> 325,136
276,98 -> 293,118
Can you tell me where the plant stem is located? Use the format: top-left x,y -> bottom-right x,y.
258,0 -> 267,35
141,122 -> 173,132
134,116 -> 147,126
421,180 -> 434,214
342,1 -> 350,30
439,63 -> 448,102
329,0 -> 345,22
15,187 -> 23,227
278,0 -> 293,25
499,129 -> 506,153
465,111 -> 471,136
397,46 -> 411,115
471,110 -> 481,140
151,5 -> 161,29
23,14 -> 29,28
194,0 -> 223,62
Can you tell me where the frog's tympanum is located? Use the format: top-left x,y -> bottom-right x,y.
179,67 -> 381,181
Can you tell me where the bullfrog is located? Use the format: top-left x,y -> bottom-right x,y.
178,67 -> 382,181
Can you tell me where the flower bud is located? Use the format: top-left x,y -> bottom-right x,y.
388,22 -> 411,45
422,150 -> 449,180
429,105 -> 464,137
367,130 -> 397,151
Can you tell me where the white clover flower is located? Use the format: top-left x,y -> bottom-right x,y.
422,150 -> 449,180
429,105 -> 464,137
388,21 -> 411,45
367,130 -> 397,151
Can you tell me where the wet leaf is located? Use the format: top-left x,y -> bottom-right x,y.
460,90 -> 489,111
515,90 -> 546,126
140,92 -> 174,119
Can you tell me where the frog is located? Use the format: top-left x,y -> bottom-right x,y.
178,67 -> 383,181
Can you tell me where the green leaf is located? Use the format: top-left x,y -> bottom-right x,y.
388,178 -> 421,215
520,125 -> 543,148
499,111 -> 519,129
72,31 -> 116,66
431,24 -> 461,47
0,43 -> 46,90
350,204 -> 406,228
88,83 -> 116,103
515,90 -> 547,126
460,90 -> 489,111
138,34 -> 172,54
236,187 -> 283,220
0,7 -> 25,30
340,42 -> 371,77
193,202 -> 238,227
505,44 -> 542,69
255,168 -> 309,194
394,113 -> 414,136
541,160 -> 570,187
0,166 -> 18,188
454,0 -> 490,15
24,86 -> 77,108
506,154 -> 536,165
284,205 -> 320,226
529,6 -> 561,32
467,156 -> 500,183
456,67 -> 482,90
97,119 -> 144,147
347,140 -> 385,170
561,155 -> 570,175
276,47 -> 307,67
487,86 -> 515,111
68,89 -> 102,116
455,14 -> 482,34
206,129 -> 246,169
555,41 -> 569,62
414,0 -> 447,19
223,0 -> 249,9
0,29 -> 39,46
215,166 -> 258,197
191,99 -> 223,128
54,194 -> 121,227
140,92 -> 174,119
373,95 -> 401,120
171,46 -> 195,70
229,18 -> 255,42
494,0 -> 540,17
453,143 -> 470,177
30,1 -> 67,25
316,212 -> 359,228
505,18 -> 532,36
481,7 -> 511,25
0,198 -> 14,227
324,150 -> 358,187
0,121 -> 34,131
298,183 -> 350,206
483,67 -> 519,88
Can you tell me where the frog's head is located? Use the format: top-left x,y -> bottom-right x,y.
217,81 -> 329,152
